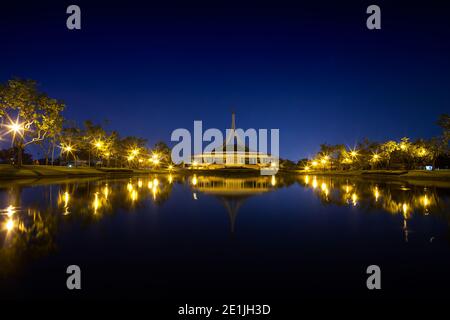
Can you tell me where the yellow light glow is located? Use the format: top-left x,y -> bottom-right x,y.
168,174 -> 173,184
271,162 -> 277,168
168,165 -> 173,171
271,175 -> 276,186
312,176 -> 318,189
304,175 -> 310,184
138,179 -> 143,188
192,175 -> 198,186
350,150 -> 358,157
93,192 -> 100,214
192,160 -> 198,167
342,158 -> 352,164
131,190 -> 138,202
95,141 -> 103,149
6,117 -> 25,135
60,143 -> 76,155
418,148 -> 427,157
127,182 -> 133,192
352,193 -> 358,206
6,205 -> 15,217
9,123 -> 22,133
320,159 -> 327,164
311,161 -> 318,167
321,182 -> 329,196
402,203 -> 409,216
374,186 -> 380,202
153,178 -> 159,187
423,195 -> 429,207
153,159 -> 160,165
103,185 -> 109,199
147,181 -> 153,189
64,192 -> 70,207
304,166 -> 310,171
5,218 -> 15,232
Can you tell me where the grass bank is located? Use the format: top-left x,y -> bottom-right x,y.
293,169 -> 450,182
0,164 -> 172,179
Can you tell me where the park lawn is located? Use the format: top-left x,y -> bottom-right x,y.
295,169 -> 450,180
0,164 -> 108,178
0,164 -> 177,179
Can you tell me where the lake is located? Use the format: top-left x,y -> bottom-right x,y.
1,174 -> 450,300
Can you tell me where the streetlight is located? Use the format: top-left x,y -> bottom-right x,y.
4,116 -> 25,144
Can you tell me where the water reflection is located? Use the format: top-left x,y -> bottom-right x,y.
191,175 -> 276,232
0,174 -> 449,276
298,175 -> 444,216
299,175 -> 449,243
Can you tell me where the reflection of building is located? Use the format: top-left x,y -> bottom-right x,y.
192,176 -> 274,232
192,112 -> 274,169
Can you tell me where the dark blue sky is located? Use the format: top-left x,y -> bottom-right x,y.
1,1 -> 449,160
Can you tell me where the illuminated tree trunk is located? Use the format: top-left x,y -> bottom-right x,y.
51,139 -> 56,166
16,141 -> 24,168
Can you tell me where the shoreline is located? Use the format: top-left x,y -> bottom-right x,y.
0,164 -> 172,180
1,165 -> 449,184
292,169 -> 450,180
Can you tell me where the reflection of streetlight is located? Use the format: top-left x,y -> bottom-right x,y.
352,193 -> 358,206
6,205 -> 15,217
373,186 -> 380,201
5,218 -> 15,232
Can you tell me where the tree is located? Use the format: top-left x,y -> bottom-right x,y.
0,79 -> 65,166
380,140 -> 398,169
152,141 -> 171,165
437,114 -> 450,144
83,120 -> 107,166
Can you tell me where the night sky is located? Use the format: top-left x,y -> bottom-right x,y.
1,1 -> 449,160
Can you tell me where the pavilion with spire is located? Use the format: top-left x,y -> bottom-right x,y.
192,112 -> 274,169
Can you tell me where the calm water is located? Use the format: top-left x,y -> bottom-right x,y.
1,174 -> 450,300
